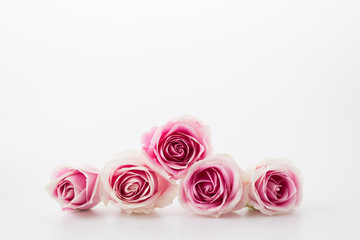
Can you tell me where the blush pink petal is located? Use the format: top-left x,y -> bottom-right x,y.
66,172 -> 87,191
80,171 -> 99,203
142,127 -> 157,157
71,189 -> 87,205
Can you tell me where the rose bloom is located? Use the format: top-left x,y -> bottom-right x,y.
247,158 -> 303,215
100,151 -> 177,214
142,116 -> 212,180
178,154 -> 249,217
45,165 -> 101,211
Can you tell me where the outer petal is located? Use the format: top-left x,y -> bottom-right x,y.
141,126 -> 158,158
76,165 -> 101,210
233,167 -> 250,211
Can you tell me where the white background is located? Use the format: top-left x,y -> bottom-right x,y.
1,1 -> 360,239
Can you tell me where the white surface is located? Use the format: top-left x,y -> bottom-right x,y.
1,1 -> 360,239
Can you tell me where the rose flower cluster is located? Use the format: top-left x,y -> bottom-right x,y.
46,116 -> 303,217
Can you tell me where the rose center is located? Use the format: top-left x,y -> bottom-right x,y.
267,176 -> 285,199
192,168 -> 225,205
159,133 -> 199,166
58,181 -> 75,202
113,169 -> 158,204
173,142 -> 185,153
126,182 -> 140,193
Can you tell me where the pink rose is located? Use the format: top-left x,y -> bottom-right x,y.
142,116 -> 212,180
248,158 -> 303,215
45,165 -> 101,211
100,151 -> 177,214
178,154 -> 249,217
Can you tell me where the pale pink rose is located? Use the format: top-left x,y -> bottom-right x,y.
178,154 -> 249,217
142,116 -> 212,180
248,158 -> 303,215
45,165 -> 101,211
100,151 -> 177,214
